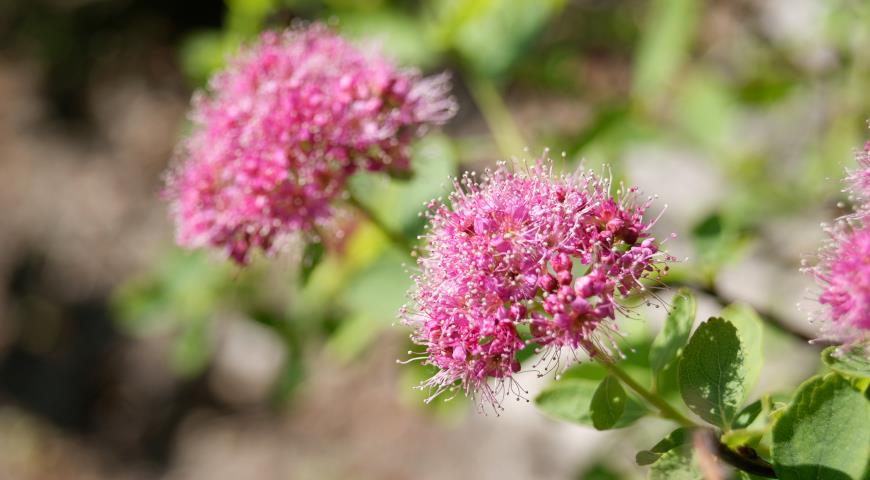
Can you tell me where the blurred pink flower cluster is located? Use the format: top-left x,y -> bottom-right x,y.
809,141 -> 870,350
402,160 -> 670,410
166,23 -> 456,264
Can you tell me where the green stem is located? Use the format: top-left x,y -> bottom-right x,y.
464,73 -> 527,158
347,193 -> 414,258
592,351 -> 695,428
591,349 -> 778,477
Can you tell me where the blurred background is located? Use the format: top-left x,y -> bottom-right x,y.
1,0 -> 869,478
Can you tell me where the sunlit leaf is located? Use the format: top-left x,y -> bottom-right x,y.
721,303 -> 764,394
535,379 -> 598,425
821,346 -> 870,380
636,427 -> 693,466
679,317 -> 747,428
772,374 -> 870,480
732,398 -> 763,430
649,444 -> 703,480
650,288 -> 696,376
590,375 -> 626,430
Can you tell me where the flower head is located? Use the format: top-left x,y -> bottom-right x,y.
813,223 -> 870,344
402,159 -> 670,410
807,139 -> 870,350
166,23 -> 456,264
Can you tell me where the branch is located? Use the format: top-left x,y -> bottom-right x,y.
708,431 -> 778,478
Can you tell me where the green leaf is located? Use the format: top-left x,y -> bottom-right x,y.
721,303 -> 764,393
636,451 -> 664,467
679,317 -> 747,428
590,375 -> 627,430
559,362 -> 608,382
536,362 -> 647,427
649,445 -> 703,480
535,379 -> 598,425
822,346 -> 870,380
576,463 -> 623,480
636,427 -> 693,466
732,398 -> 763,430
300,241 -> 325,286
650,288 -> 696,375
654,360 -> 683,400
614,393 -> 649,429
772,374 -> 870,480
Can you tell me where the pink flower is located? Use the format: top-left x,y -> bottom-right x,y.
808,139 -> 870,350
813,223 -> 870,344
402,159 -> 670,410
165,23 -> 456,264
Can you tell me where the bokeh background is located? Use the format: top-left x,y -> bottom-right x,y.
1,0 -> 869,478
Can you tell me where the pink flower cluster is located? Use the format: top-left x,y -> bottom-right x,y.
402,160 -> 670,409
165,23 -> 456,264
809,141 -> 870,350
